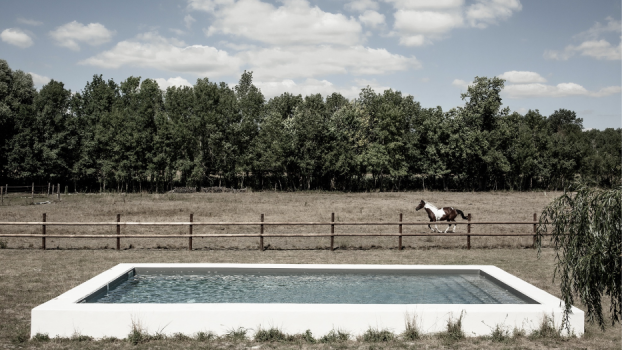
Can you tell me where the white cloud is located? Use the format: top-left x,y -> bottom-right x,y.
359,10 -> 385,28
242,45 -> 420,81
345,0 -> 379,13
545,17 -> 621,61
255,78 -> 392,99
155,77 -> 193,90
80,32 -> 241,77
28,72 -> 50,87
545,39 -> 621,61
574,17 -> 621,41
387,0 -> 519,46
394,10 -> 463,35
184,15 -> 196,29
384,0 -> 464,10
465,0 -> 522,29
497,71 -> 546,83
0,28 -> 33,48
187,0 -> 235,13
49,21 -> 114,51
17,18 -> 43,26
198,0 -> 363,46
451,78 -> 471,89
572,39 -> 621,60
504,82 -> 621,98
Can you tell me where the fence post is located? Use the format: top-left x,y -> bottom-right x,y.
259,214 -> 264,251
57,183 -> 60,201
48,183 -> 50,196
398,213 -> 403,250
533,213 -> 537,248
116,214 -> 121,250
330,213 -> 335,251
467,213 -> 471,250
189,213 -> 193,251
42,213 -> 46,250
31,182 -> 34,204
1,186 -> 3,205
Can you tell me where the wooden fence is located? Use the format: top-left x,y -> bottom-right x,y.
0,183 -> 63,205
0,213 -> 543,251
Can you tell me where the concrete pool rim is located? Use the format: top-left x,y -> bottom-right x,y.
31,263 -> 584,338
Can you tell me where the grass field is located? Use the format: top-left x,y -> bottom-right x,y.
0,191 -> 620,349
1,190 -> 559,250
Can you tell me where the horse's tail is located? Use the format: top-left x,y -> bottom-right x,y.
456,209 -> 468,220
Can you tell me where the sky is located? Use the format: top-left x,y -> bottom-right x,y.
1,0 -> 620,130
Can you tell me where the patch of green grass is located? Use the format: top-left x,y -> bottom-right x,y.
361,327 -> 395,342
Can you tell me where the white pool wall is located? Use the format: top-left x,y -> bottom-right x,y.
31,263 -> 584,338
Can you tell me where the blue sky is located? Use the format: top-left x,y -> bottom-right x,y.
1,0 -> 620,129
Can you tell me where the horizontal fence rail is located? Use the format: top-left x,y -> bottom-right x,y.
0,213 -> 545,251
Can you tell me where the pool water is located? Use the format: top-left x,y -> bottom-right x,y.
90,272 -> 529,304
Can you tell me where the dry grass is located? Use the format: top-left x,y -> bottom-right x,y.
0,191 -> 619,349
1,190 -> 555,250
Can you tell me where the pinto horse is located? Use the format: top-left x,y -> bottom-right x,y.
415,200 -> 469,233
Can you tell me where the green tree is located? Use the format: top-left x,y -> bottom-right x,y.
537,184 -> 621,330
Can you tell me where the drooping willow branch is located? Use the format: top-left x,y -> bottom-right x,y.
537,183 -> 621,330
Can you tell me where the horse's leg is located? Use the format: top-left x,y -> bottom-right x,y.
444,221 -> 450,233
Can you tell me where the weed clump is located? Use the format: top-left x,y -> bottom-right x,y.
195,331 -> 216,341
489,324 -> 511,342
31,333 -> 50,342
127,323 -> 149,345
361,327 -> 395,342
529,315 -> 563,340
320,329 -> 350,343
403,313 -> 421,340
438,312 -> 465,344
224,327 -> 248,341
70,332 -> 93,342
254,327 -> 289,342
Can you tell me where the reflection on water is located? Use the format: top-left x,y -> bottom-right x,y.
91,272 -> 528,304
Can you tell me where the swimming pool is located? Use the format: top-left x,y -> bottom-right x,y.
31,264 -> 584,338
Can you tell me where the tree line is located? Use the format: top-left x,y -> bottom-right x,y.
0,59 -> 620,192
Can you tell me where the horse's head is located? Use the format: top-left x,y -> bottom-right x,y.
415,200 -> 425,211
